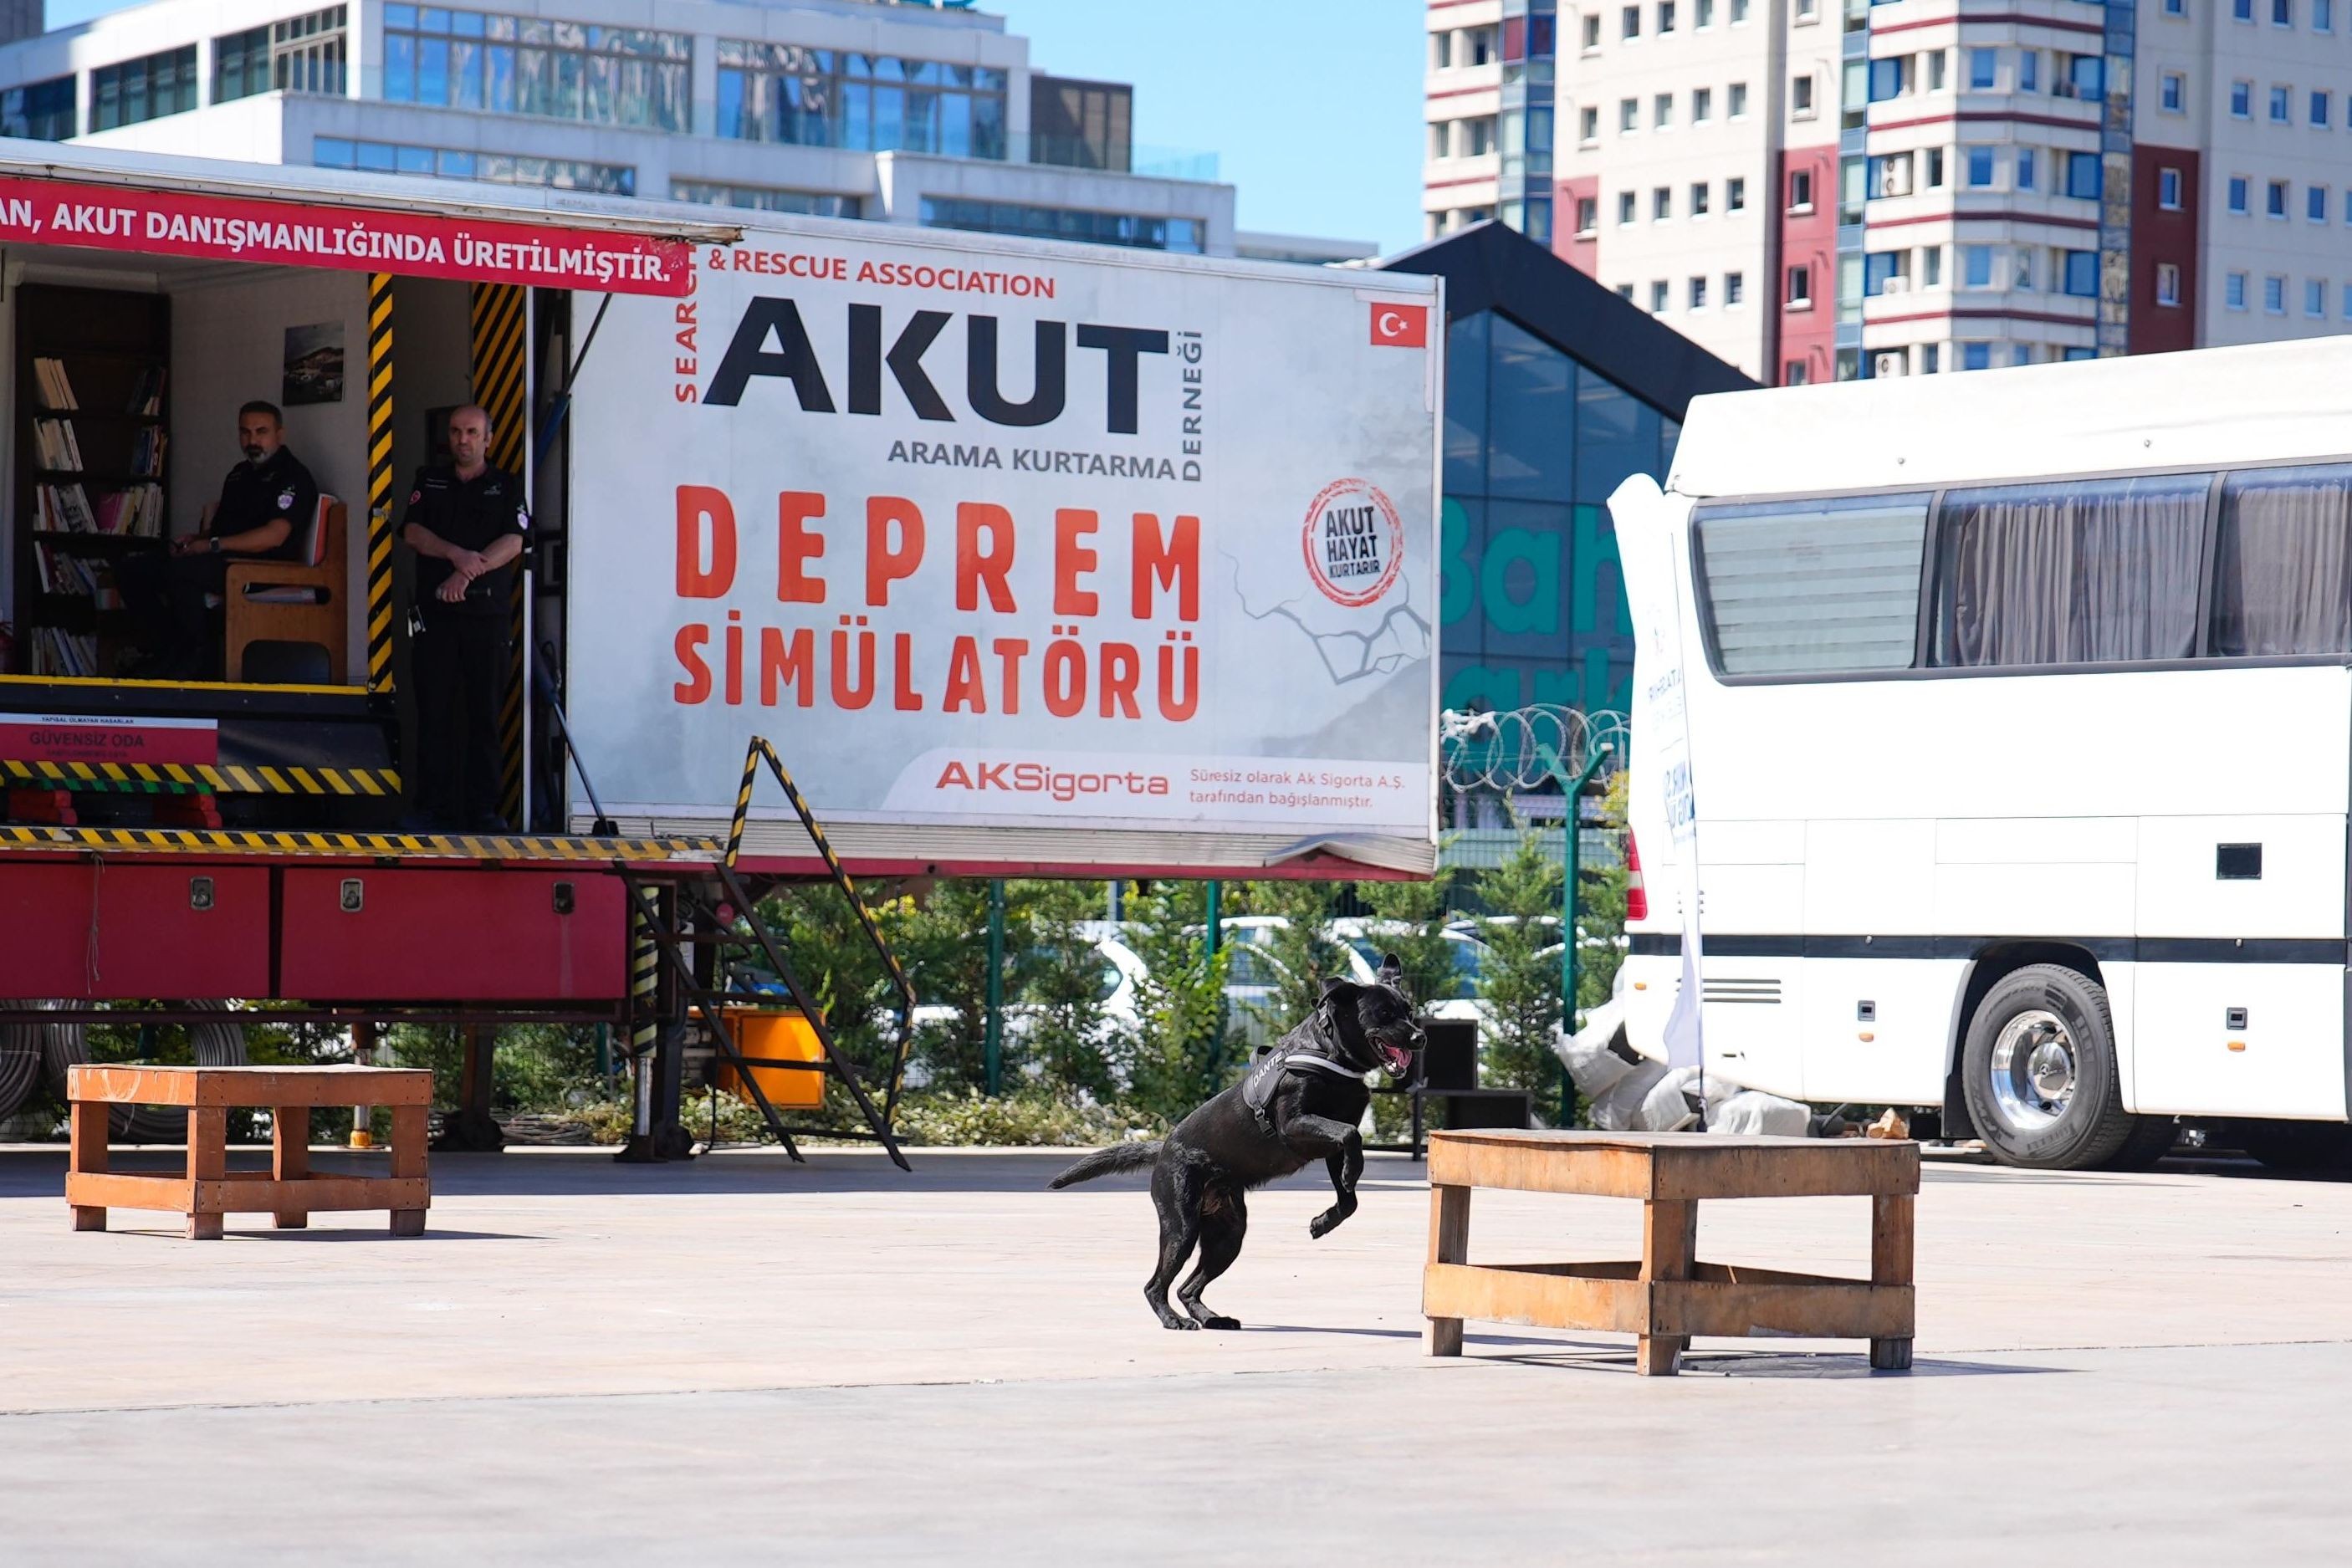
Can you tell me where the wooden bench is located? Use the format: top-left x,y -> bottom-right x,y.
1423,1129 -> 1918,1375
66,1065 -> 432,1240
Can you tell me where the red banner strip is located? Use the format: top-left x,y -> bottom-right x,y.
0,172 -> 693,296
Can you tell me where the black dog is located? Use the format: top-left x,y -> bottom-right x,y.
1051,954 -> 1424,1330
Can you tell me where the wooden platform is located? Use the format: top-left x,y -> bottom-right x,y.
66,1065 -> 434,1240
1423,1129 -> 1919,1375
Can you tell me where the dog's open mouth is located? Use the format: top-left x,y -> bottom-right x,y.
1375,1041 -> 1415,1077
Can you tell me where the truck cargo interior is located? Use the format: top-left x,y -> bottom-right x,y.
1,238 -> 513,830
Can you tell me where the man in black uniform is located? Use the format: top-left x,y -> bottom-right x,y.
398,404 -> 527,831
122,401 -> 319,679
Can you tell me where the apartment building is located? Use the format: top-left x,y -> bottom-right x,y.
0,0 -> 1245,254
1439,0 -> 2352,383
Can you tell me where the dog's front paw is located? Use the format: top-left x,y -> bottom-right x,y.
1162,1316 -> 1201,1331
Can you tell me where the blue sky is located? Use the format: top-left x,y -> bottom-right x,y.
49,0 -> 1428,254
990,0 -> 1425,253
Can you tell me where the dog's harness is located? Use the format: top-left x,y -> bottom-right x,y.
1242,1004 -> 1367,1136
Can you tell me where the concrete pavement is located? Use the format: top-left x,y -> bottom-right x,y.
2,1144 -> 2347,1563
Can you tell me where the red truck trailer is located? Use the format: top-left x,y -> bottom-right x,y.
0,140 -> 1443,1160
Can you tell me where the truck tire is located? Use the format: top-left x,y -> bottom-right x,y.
1960,963 -> 2138,1171
2102,1114 -> 2181,1171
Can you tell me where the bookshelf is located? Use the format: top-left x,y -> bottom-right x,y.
11,285 -> 170,677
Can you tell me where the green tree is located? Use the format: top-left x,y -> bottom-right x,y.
1358,861 -> 1461,1014
1020,878 -> 1117,1098
1235,878 -> 1348,1036
1474,830 -> 1566,1101
1573,770 -> 1633,1024
1117,881 -> 1236,1122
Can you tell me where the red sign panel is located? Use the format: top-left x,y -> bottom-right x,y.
1369,302 -> 1428,348
0,173 -> 692,295
0,713 -> 219,766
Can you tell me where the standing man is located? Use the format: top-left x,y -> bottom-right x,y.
122,401 -> 318,679
397,405 -> 527,831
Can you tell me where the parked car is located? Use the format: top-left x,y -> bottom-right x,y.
905,921 -> 1147,1079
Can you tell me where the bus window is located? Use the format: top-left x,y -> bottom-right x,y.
1693,493 -> 1930,675
2211,465 -> 2352,656
1932,474 -> 2208,667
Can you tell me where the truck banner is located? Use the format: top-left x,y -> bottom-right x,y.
567,231 -> 1441,842
0,171 -> 689,294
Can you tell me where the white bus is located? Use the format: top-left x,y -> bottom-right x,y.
1611,338 -> 2352,1172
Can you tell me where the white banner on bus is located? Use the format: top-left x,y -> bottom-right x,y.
564,231 -> 1441,843
1612,475 -> 1705,1074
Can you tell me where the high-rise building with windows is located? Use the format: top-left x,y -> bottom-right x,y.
1442,0 -> 2352,383
0,0 -> 1266,256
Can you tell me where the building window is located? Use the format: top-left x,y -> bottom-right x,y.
2274,0 -> 2292,20
2160,166 -> 2184,209
2165,0 -> 2186,12
1726,271 -> 1745,304
1653,186 -> 1672,219
0,75 -> 74,140
1787,168 -> 1813,210
1733,0 -> 1751,19
216,8 -> 348,103
381,6 -> 692,131
1929,49 -> 1947,91
1869,56 -> 1908,101
1795,0 -> 1817,18
1924,244 -> 1944,286
2161,73 -> 2185,112
2266,274 -> 2288,314
2234,0 -> 2253,16
2232,80 -> 2252,117
2321,0 -> 2337,26
2343,282 -> 2352,317
918,198 -> 1203,253
1782,360 -> 1809,385
2269,85 -> 2290,123
313,135 -> 633,192
1470,26 -> 1496,64
1689,276 -> 1708,309
1966,147 -> 1996,187
1429,122 -> 1450,161
671,181 -> 860,218
2228,176 -> 2250,213
1961,343 -> 1992,371
1622,4 -> 1640,38
1925,148 -> 1946,186
1654,91 -> 1674,127
1620,97 -> 1639,132
90,46 -> 197,131
1574,196 -> 1599,234
2313,185 -> 2331,222
2016,148 -> 2035,192
1617,283 -> 1636,300
2307,278 -> 2329,316
718,40 -> 1006,155
1581,13 -> 1602,50
1431,29 -> 1454,69
2066,54 -> 2104,99
2227,272 -> 2248,309
1690,181 -> 1710,215
2315,90 -> 2334,125
1787,264 -> 1813,305
1729,82 -> 1748,117
2066,152 -> 2102,201
1651,280 -> 1669,312
2157,262 -> 2182,305
1792,74 -> 1815,115
1618,190 -> 1638,224
1968,48 -> 1997,89
1694,86 -> 1713,121
1962,245 -> 1994,288
1727,176 -> 1746,211
2062,250 -> 2099,296
1579,105 -> 1598,143
2269,178 -> 2290,217
2020,52 -> 2039,94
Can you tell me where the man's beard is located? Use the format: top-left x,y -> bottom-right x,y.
242,446 -> 264,462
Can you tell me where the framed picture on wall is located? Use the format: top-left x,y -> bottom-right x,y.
282,322 -> 345,406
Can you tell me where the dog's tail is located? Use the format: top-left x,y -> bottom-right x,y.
1048,1139 -> 1163,1189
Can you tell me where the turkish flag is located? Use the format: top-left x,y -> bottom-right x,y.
1369,303 -> 1429,348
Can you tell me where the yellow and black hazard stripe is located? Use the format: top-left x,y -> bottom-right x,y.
0,825 -> 723,861
470,282 -> 530,826
725,736 -> 911,1000
0,759 -> 400,796
366,272 -> 397,691
630,898 -> 658,1060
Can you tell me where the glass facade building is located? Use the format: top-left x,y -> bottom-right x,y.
1382,221 -> 1751,718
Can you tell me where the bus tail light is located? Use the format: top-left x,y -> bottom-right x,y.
1625,832 -> 1649,922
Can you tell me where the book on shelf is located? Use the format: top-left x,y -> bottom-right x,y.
29,625 -> 98,677
36,482 -> 99,534
127,365 -> 166,416
132,424 -> 166,477
32,539 -> 119,605
32,416 -> 83,472
92,485 -> 162,537
32,356 -> 78,411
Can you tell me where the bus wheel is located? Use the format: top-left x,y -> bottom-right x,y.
1961,963 -> 2136,1171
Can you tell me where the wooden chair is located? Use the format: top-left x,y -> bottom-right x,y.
222,496 -> 348,684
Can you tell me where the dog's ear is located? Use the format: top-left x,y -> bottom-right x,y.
1378,952 -> 1405,985
1319,977 -> 1349,999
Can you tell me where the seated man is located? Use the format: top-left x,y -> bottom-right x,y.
120,400 -> 320,680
